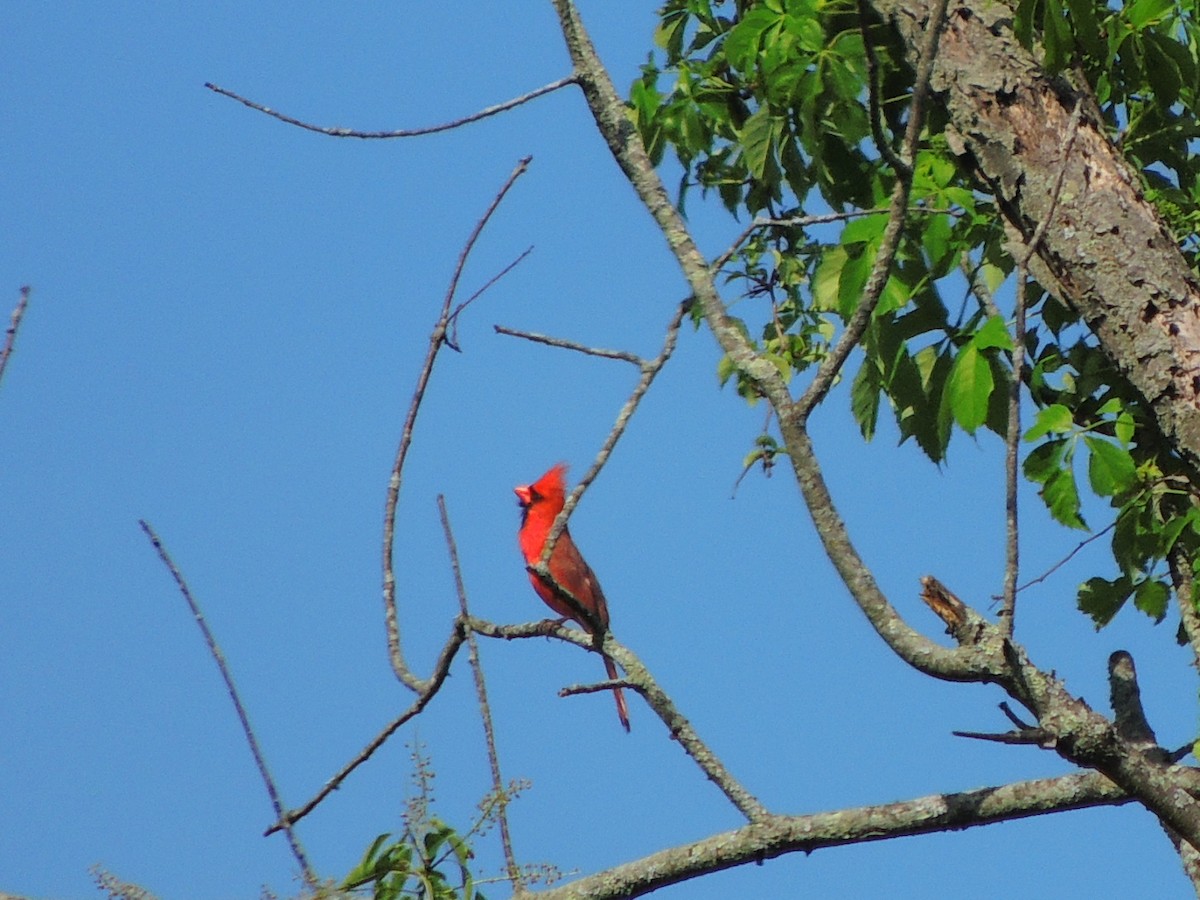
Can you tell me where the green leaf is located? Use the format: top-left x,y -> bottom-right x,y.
739,107 -> 780,180
343,833 -> 398,889
1115,411 -> 1135,446
1084,436 -> 1137,496
838,244 -> 872,319
1064,0 -> 1104,59
851,359 -> 881,440
1023,438 -> 1066,483
973,314 -> 1014,351
945,343 -> 993,433
812,245 -> 847,311
1134,578 -> 1169,622
920,212 -> 954,276
1041,0 -> 1071,73
724,7 -> 780,71
1024,403 -> 1074,441
1126,0 -> 1174,29
1159,508 -> 1199,556
1043,465 -> 1088,530
1078,575 -> 1133,628
841,212 -> 889,245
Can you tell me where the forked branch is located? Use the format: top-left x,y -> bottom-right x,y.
383,157 -> 531,692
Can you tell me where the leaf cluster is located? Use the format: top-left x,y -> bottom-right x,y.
640,0 -> 1200,631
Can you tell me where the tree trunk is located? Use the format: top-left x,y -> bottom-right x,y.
876,0 -> 1200,472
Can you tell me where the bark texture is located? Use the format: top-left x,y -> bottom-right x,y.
876,0 -> 1200,470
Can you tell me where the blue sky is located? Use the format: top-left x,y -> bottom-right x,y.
3,4 -> 1197,898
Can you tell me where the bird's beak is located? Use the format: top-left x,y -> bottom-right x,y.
514,484 -> 533,507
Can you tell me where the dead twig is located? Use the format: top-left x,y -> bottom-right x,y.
536,299 -> 692,572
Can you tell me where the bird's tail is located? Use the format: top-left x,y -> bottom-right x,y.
604,655 -> 631,732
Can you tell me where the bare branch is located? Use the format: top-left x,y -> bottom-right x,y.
264,619 -> 467,835
551,0 -> 793,415
383,156 -> 531,692
537,299 -> 692,573
447,246 -> 534,350
952,728 -> 1051,745
534,771 -> 1131,900
138,520 -> 318,886
1000,97 -> 1084,636
560,678 -> 633,698
0,286 -> 31,390
205,76 -> 577,139
438,495 -> 522,891
998,523 -> 1115,597
494,324 -> 645,366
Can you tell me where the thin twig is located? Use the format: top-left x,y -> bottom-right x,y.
992,523 -> 1114,598
1000,700 -> 1034,730
447,246 -> 534,350
205,76 -> 577,139
138,520 -> 318,887
383,156 -> 531,692
264,620 -> 467,835
711,207 -> 956,280
560,677 -> 633,698
539,299 -> 692,570
494,324 -> 646,366
793,0 -> 950,420
1001,98 -> 1082,637
0,286 -> 31,390
438,496 -> 523,892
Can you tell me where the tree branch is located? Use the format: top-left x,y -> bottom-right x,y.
792,0 -> 950,420
470,618 -> 768,822
264,619 -> 466,835
382,156 -> 531,692
999,98 -> 1083,636
532,771 -> 1131,899
0,285 -> 31,391
205,76 -> 576,139
438,495 -> 523,891
139,520 -> 317,886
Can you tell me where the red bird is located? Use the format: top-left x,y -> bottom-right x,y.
515,464 -> 630,732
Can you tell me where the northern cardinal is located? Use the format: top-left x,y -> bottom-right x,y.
515,464 -> 630,732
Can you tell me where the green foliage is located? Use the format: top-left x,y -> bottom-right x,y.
343,820 -> 481,900
643,0 -> 1200,633
342,745 -> 532,900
